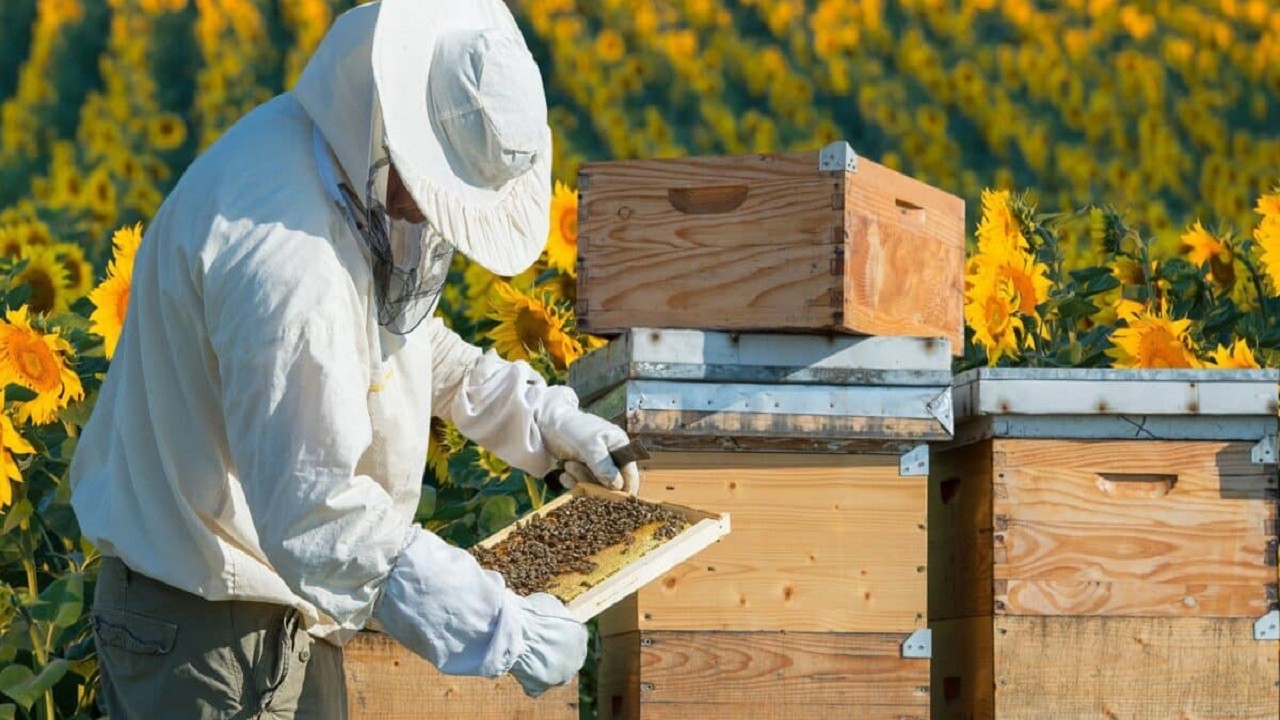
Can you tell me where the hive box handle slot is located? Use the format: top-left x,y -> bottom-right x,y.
895,197 -> 927,222
1094,473 -> 1178,498
667,185 -> 749,215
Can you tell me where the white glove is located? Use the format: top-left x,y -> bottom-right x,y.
508,593 -> 589,698
537,398 -> 641,495
372,525 -> 587,689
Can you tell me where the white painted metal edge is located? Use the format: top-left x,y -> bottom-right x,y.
567,514 -> 732,623
955,377 -> 1279,419
625,379 -> 952,420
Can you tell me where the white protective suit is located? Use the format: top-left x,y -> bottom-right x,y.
69,2 -> 602,692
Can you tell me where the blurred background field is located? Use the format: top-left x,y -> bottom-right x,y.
0,1 -> 1277,718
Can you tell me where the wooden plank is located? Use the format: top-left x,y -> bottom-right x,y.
928,443 -> 995,621
618,452 -> 927,633
842,158 -> 965,353
993,616 -> 1280,719
991,440 -> 1277,612
930,616 -> 994,720
476,483 -> 729,623
634,631 -> 931,707
998,579 -> 1277,617
633,703 -> 930,719
597,633 -> 639,720
579,241 -> 845,333
344,632 -> 577,719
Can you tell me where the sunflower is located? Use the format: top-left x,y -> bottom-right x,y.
0,394 -> 34,509
1181,220 -> 1234,285
1110,257 -> 1147,285
595,29 -> 626,63
0,227 -> 22,257
1205,338 -> 1260,369
89,273 -> 131,360
964,273 -> 1025,365
108,223 -> 144,278
426,417 -> 463,484
974,189 -> 1028,257
1255,215 -> 1280,289
1257,191 -> 1280,220
53,242 -> 94,301
15,246 -> 72,315
545,181 -> 579,277
147,113 -> 188,151
487,280 -> 583,371
1106,304 -> 1200,369
19,220 -> 52,249
85,167 -> 118,220
0,307 -> 85,424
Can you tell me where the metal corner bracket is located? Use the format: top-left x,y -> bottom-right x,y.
1251,434 -> 1277,465
901,628 -> 932,659
1255,610 -> 1279,641
819,141 -> 859,173
899,444 -> 929,477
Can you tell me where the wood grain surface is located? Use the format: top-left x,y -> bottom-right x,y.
929,444 -> 996,621
577,149 -> 965,351
604,452 -> 927,633
930,616 -> 995,720
344,632 -> 577,719
991,439 -> 1277,616
599,630 -> 929,717
992,616 -> 1279,719
840,160 -> 965,351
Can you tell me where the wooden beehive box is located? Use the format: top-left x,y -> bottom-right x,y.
576,142 -> 965,354
931,368 -> 1280,719
344,632 -> 577,719
571,329 -> 952,719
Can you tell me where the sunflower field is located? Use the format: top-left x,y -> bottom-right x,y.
0,0 -> 1276,718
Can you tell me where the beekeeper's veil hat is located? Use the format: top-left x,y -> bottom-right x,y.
371,0 -> 551,277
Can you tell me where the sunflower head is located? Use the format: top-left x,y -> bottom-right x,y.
0,307 -> 85,424
1206,338 -> 1261,369
487,281 -> 583,371
0,394 -> 34,508
0,227 -> 22,257
15,245 -> 72,315
108,223 -> 144,280
53,242 -> 93,299
148,113 -> 189,151
89,273 -> 131,360
1106,305 -> 1201,369
546,181 -> 579,277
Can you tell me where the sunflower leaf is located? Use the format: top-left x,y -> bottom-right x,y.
0,659 -> 66,710
1,500 -> 32,535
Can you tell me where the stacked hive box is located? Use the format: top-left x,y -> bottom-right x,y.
344,633 -> 578,719
571,330 -> 953,719
931,369 -> 1280,719
574,142 -> 966,719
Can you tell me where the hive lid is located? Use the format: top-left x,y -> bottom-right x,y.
570,328 -> 952,404
952,368 -> 1280,444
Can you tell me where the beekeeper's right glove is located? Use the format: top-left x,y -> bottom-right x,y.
372,524 -> 587,695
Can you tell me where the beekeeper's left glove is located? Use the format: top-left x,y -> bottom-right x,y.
536,398 -> 641,495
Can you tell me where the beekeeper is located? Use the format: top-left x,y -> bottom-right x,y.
67,1 -> 639,717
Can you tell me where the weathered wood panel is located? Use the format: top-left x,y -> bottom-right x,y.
991,439 -> 1278,616
344,632 -> 577,719
928,443 -> 995,621
992,616 -> 1279,719
600,630 -> 929,715
930,616 -> 995,720
606,452 -> 927,633
998,579 -> 1275,617
577,148 -> 964,351
840,159 -> 965,351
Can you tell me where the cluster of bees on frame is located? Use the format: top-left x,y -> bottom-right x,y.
472,496 -> 687,596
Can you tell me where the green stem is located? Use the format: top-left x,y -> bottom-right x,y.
22,558 -> 55,720
1238,248 -> 1272,331
523,473 -> 544,510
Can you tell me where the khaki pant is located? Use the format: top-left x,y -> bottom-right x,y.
92,557 -> 346,719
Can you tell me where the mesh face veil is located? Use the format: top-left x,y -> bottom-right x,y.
330,99 -> 455,335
